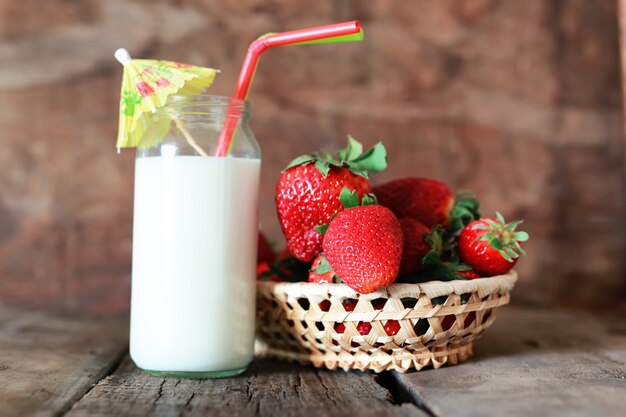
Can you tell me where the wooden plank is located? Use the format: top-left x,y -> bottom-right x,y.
0,308 -> 128,417
64,356 -> 426,417
392,306 -> 626,417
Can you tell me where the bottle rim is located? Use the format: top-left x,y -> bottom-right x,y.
159,94 -> 249,118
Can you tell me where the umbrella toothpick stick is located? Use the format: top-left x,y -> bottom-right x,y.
174,118 -> 209,157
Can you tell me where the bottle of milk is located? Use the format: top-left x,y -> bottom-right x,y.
130,94 -> 261,378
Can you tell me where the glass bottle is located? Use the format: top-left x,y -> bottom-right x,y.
130,94 -> 261,378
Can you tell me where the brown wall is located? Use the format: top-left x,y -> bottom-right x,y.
0,0 -> 624,315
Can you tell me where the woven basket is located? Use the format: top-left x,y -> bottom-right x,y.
255,271 -> 517,373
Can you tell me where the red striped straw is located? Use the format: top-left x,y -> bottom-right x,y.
214,21 -> 362,157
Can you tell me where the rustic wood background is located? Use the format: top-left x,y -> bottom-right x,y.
0,0 -> 624,315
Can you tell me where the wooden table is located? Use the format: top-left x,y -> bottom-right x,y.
1,306 -> 624,417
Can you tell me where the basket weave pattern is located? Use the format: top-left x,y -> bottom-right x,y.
256,271 -> 517,373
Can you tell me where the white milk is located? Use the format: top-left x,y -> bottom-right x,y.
130,155 -> 260,374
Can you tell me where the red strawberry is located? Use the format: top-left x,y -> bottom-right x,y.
442,315 -> 456,331
333,301 -> 359,334
357,322 -> 372,335
257,231 -> 275,265
343,300 -> 357,311
372,178 -> 479,231
398,218 -> 431,274
308,253 -> 337,283
256,262 -> 270,279
323,205 -> 403,294
458,212 -> 529,276
334,320 -> 371,335
258,252 -> 311,282
318,300 -> 331,311
464,312 -> 476,327
276,137 -> 387,262
384,320 -> 401,336
458,270 -> 481,279
276,247 -> 291,261
256,262 -> 283,282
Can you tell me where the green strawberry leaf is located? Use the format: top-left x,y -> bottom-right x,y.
314,223 -> 330,235
285,136 -> 387,179
312,254 -> 333,274
505,246 -> 519,259
286,154 -> 316,170
421,250 -> 441,266
512,241 -> 526,256
485,218 -> 498,228
361,193 -> 377,206
348,142 -> 387,174
506,220 -> 524,232
448,190 -> 480,235
268,257 -> 311,282
451,262 -> 473,272
315,160 -> 331,177
321,150 -> 335,162
400,262 -> 466,283
514,231 -> 529,242
489,237 -> 503,250
499,249 -> 514,263
348,170 -> 369,178
470,224 -> 491,231
339,187 -> 360,209
338,135 -> 364,162
284,136 -> 388,180
425,226 -> 445,256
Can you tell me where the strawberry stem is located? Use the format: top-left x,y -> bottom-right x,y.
448,190 -> 480,234
472,212 -> 529,262
284,136 -> 388,178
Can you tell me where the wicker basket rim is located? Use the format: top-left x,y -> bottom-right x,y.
257,270 -> 517,300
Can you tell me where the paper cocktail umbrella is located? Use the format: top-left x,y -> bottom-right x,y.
114,48 -> 219,151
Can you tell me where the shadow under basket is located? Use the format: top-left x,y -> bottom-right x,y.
255,271 -> 517,373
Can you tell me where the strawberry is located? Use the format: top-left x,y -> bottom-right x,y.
357,322 -> 372,335
257,231 -> 275,265
318,300 -> 331,311
334,320 -> 371,335
458,270 -> 481,279
276,247 -> 291,261
257,253 -> 310,282
323,205 -> 403,294
441,315 -> 456,331
343,300 -> 357,311
398,218 -> 431,274
384,320 -> 401,336
372,178 -> 479,232
308,253 -> 339,283
333,322 -> 345,334
276,136 -> 387,262
256,262 -> 271,279
256,262 -> 284,282
458,212 -> 529,276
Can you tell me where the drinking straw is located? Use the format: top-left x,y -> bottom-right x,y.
214,21 -> 363,157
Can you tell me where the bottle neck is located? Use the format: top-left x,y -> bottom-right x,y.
158,94 -> 250,124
